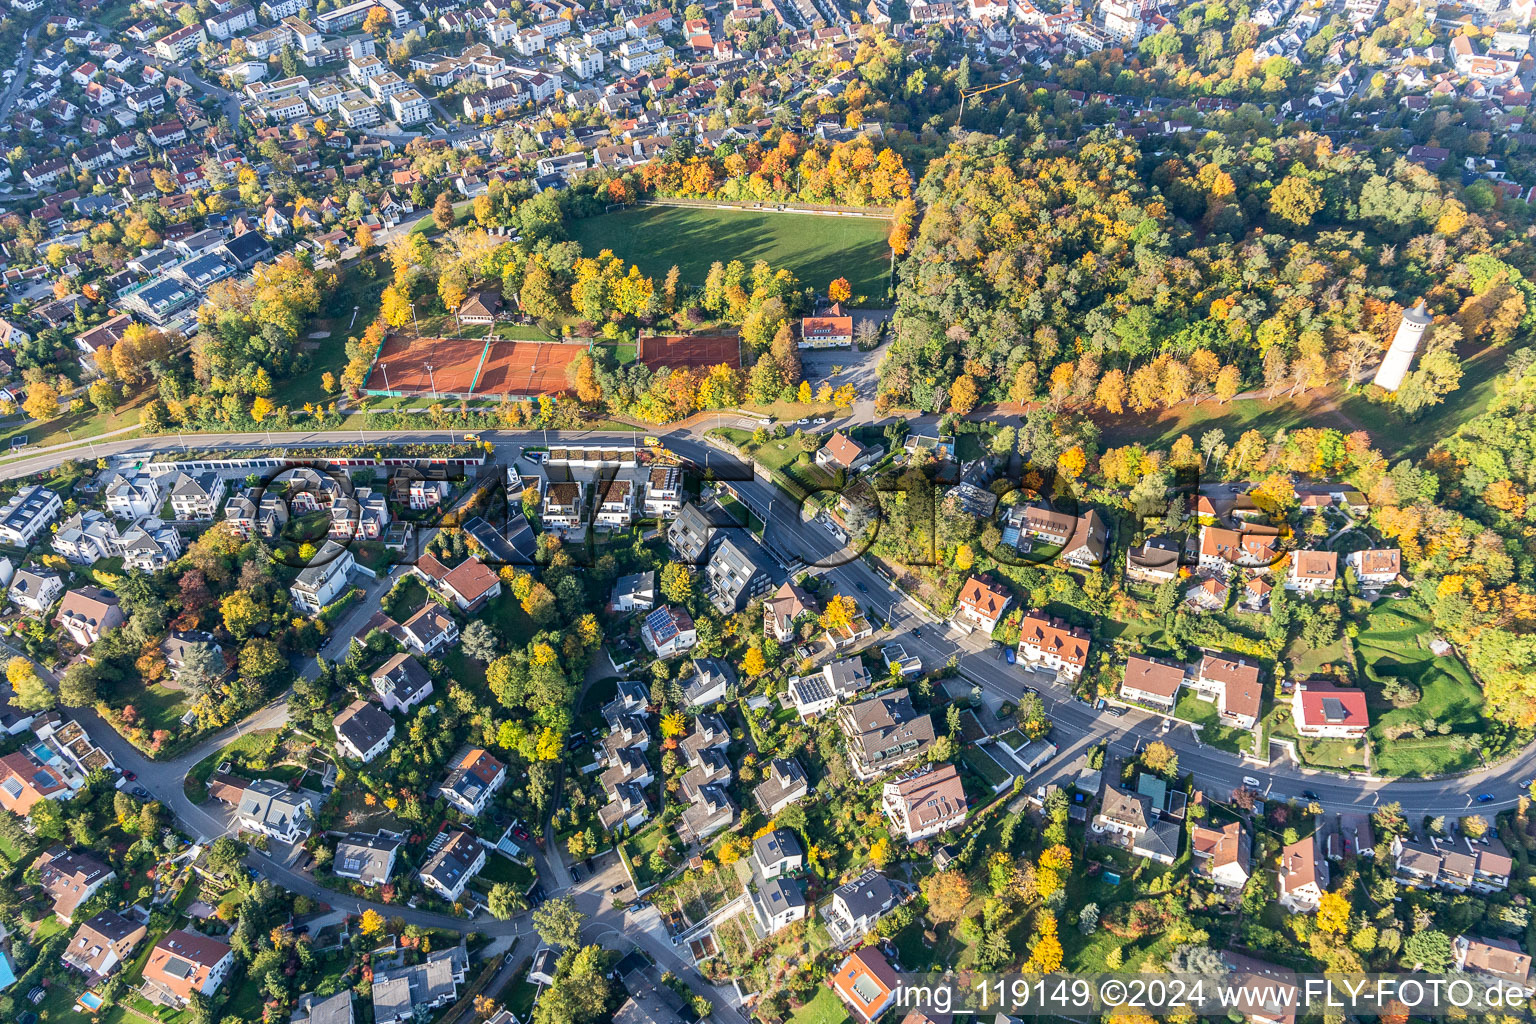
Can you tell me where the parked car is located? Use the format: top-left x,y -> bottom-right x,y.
1004,648 -> 1016,665
813,417 -> 827,425
1477,793 -> 1496,803
609,884 -> 626,895
1242,776 -> 1262,789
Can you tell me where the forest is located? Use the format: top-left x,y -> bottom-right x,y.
878,130 -> 1534,423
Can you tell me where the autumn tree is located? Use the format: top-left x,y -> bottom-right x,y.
22,381 -> 59,421
1315,891 -> 1351,934
355,223 -> 374,252
949,374 -> 978,414
433,191 -> 455,231
827,277 -> 851,303
920,869 -> 971,924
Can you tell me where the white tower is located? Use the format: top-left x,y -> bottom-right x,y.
1372,299 -> 1432,392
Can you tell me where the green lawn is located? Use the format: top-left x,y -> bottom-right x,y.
619,824 -> 668,889
185,728 -> 282,800
788,985 -> 852,1024
1298,737 -> 1369,771
274,263 -> 388,410
1358,598 -> 1486,776
478,852 -> 536,890
1173,691 -> 1252,755
568,206 -> 892,302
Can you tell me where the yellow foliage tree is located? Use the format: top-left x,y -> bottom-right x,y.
742,646 -> 766,676
819,593 -> 858,632
949,374 -> 979,414
251,396 -> 274,422
869,836 -> 892,867
1315,891 -> 1351,934
955,543 -> 974,570
798,380 -> 813,403
360,908 -> 385,935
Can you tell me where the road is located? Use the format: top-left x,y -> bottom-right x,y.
0,22 -> 42,121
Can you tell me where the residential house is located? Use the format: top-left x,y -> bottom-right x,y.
1287,550 -> 1338,593
594,477 -> 637,528
1125,536 -> 1182,583
141,931 -> 235,1007
1094,783 -> 1180,864
1278,832 -> 1328,912
10,569 -> 65,615
224,488 -> 289,539
685,657 -> 736,706
0,485 -> 62,546
439,748 -> 506,817
830,948 -> 898,1024
104,474 -> 161,519
1016,612 -> 1092,680
1119,654 -> 1186,710
372,946 -> 469,1024
333,700 -> 396,762
641,605 -> 697,658
610,571 -> 656,613
1191,653 -> 1263,730
1453,935 -> 1531,987
400,604 -> 458,655
52,510 -> 122,564
881,763 -> 967,841
1347,548 -> 1401,586
1291,681 -> 1369,739
418,830 -> 485,902
166,471 -> 227,519
62,909 -> 147,980
666,501 -> 718,564
746,829 -> 806,935
822,868 -> 901,946
952,575 -> 1011,635
371,653 -> 434,713
1190,821 -> 1252,888
838,688 -> 935,781
55,586 -> 124,647
333,831 -> 403,886
289,541 -> 356,615
292,991 -> 354,1024
224,778 -> 316,843
754,756 -> 809,815
1197,525 -> 1280,575
36,847 -> 115,922
0,749 -> 74,813
542,481 -> 586,531
786,656 -> 869,719
414,555 -> 501,612
643,466 -> 684,518
704,536 -> 776,613
1061,508 -> 1109,568
119,518 -> 183,571
815,432 -> 876,473
763,580 -> 816,642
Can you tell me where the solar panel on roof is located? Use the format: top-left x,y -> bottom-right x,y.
1321,697 -> 1348,721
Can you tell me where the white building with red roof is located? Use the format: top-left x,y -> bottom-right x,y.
1016,611 -> 1091,680
881,763 -> 967,841
1292,681 -> 1368,738
952,575 -> 1011,635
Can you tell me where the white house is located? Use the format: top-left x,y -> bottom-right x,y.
289,541 -> 356,615
0,486 -> 62,546
881,764 -> 967,841
333,699 -> 396,762
10,568 -> 64,615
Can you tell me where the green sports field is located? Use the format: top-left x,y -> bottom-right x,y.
568,206 -> 892,302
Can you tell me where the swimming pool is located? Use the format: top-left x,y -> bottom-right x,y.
76,992 -> 104,1011
1103,872 -> 1121,885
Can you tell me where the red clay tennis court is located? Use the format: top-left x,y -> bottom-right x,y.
475,341 -> 583,396
638,334 -> 742,371
364,334 -> 584,398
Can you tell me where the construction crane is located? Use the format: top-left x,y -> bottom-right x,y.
956,76 -> 1027,125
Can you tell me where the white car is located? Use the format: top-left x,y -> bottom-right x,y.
1242,776 -> 1262,789
796,418 -> 809,425
813,417 -> 827,425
